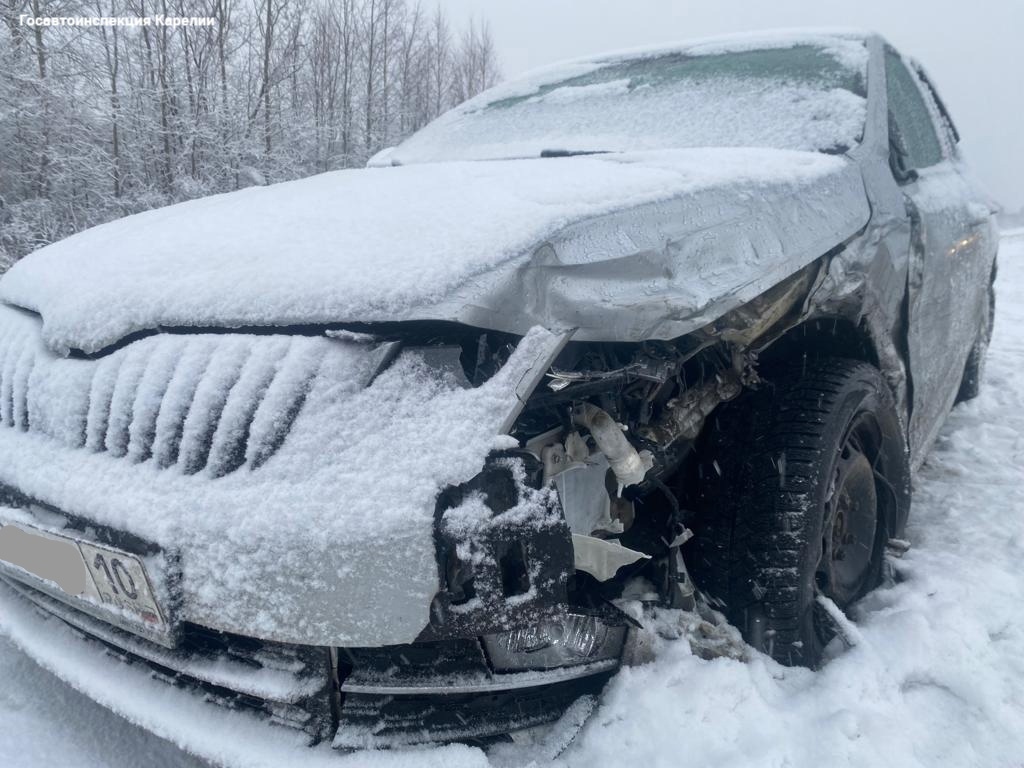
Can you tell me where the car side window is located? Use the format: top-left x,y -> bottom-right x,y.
913,62 -> 960,149
885,48 -> 943,172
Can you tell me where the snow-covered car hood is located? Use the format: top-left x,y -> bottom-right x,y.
0,148 -> 868,356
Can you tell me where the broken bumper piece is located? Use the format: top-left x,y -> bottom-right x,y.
334,628 -> 620,749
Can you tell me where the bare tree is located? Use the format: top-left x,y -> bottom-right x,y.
427,5 -> 449,118
29,0 -> 50,197
94,0 -> 123,197
254,0 -> 278,170
453,17 -> 498,102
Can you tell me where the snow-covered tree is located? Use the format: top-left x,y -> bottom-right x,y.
0,0 -> 500,259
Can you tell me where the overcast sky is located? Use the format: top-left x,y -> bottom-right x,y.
434,0 -> 1024,211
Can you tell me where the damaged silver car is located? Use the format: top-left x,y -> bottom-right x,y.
0,30 -> 999,751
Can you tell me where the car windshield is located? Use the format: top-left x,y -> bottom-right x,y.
394,40 -> 868,163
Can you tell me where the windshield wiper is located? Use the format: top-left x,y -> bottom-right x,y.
539,149 -> 613,158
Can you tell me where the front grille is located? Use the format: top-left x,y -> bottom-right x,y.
0,305 -> 327,476
2,577 -> 334,742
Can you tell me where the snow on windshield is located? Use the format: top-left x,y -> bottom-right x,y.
394,39 -> 868,163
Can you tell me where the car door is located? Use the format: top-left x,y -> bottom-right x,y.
885,47 -> 996,462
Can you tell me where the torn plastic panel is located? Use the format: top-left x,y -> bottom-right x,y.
420,454 -> 575,642
571,535 -> 649,582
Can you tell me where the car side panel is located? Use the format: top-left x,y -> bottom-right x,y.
903,166 -> 995,461
887,51 -> 999,464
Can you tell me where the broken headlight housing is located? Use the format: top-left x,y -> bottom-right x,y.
483,613 -> 627,672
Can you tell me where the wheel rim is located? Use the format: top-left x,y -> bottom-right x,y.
814,412 -> 882,643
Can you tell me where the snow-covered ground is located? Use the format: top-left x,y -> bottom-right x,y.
2,231 -> 1023,768
0,634 -> 208,768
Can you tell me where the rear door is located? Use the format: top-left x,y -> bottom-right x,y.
885,47 -> 996,461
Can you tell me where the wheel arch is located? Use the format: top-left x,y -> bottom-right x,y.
756,314 -> 882,370
752,307 -> 911,434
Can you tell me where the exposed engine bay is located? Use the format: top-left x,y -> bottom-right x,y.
336,259 -> 826,656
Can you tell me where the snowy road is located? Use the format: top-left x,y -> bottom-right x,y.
2,232 -> 1023,768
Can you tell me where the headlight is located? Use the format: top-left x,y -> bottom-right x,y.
483,613 -> 627,671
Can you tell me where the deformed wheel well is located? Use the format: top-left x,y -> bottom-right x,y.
756,315 -> 881,370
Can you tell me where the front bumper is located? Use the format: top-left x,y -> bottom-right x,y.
0,581 -> 487,768
0,573 -> 617,752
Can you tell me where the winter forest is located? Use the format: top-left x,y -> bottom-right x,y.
0,0 -> 499,267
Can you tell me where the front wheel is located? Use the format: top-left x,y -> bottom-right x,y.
691,359 -> 910,667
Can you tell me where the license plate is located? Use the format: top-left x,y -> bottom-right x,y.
0,523 -> 167,633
